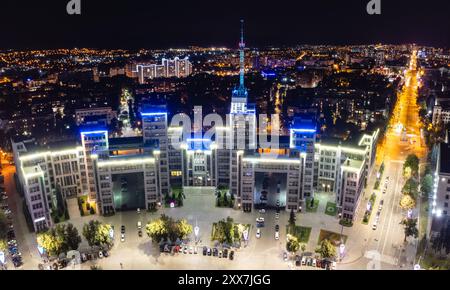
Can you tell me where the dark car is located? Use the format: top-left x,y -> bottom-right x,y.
295,255 -> 301,266
213,248 -> 218,257
138,230 -> 143,237
121,225 -> 125,234
223,248 -> 228,258
203,246 -> 207,256
275,224 -> 280,231
316,259 -> 322,268
229,250 -> 235,260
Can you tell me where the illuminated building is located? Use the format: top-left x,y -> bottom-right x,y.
75,107 -> 117,126
131,57 -> 193,84
432,138 -> 450,234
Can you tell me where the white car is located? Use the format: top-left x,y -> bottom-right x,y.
275,231 -> 279,240
137,221 -> 142,230
259,209 -> 266,214
256,217 -> 265,223
301,256 -> 307,266
275,213 -> 280,220
4,209 -> 12,215
256,228 -> 261,239
331,261 -> 337,270
372,222 -> 378,230
121,233 -> 125,242
98,251 -> 104,259
137,208 -> 141,214
312,258 -> 317,267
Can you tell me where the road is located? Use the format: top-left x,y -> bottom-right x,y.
342,50 -> 427,269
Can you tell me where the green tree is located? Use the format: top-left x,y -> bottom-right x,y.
315,239 -> 337,259
301,244 -> 306,253
212,217 -> 235,244
177,193 -> 184,207
286,234 -> 300,255
403,154 -> 419,176
399,194 -> 416,210
421,174 -> 433,197
146,215 -> 192,243
289,209 -> 296,227
82,220 -> 112,247
176,219 -> 193,240
0,212 -> 8,241
146,216 -> 169,243
0,239 -> 7,252
402,178 -> 419,200
37,228 -> 65,256
65,223 -> 82,250
401,218 -> 419,242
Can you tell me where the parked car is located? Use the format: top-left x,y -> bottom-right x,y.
137,221 -> 142,230
312,258 -> 317,267
121,233 -> 125,242
98,251 -> 104,259
223,249 -> 228,258
207,248 -> 212,256
331,261 -> 337,270
275,213 -> 280,220
229,250 -> 234,260
218,250 -> 223,258
259,209 -> 266,214
189,246 -> 193,254
301,256 -> 307,266
138,229 -> 143,237
295,255 -> 301,266
121,225 -> 125,234
274,231 -> 279,240
283,252 -> 288,261
256,228 -> 261,239
137,208 -> 141,214
213,248 -> 218,256
183,246 -> 188,254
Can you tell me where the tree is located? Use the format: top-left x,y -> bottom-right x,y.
146,215 -> 192,243
403,154 -> 419,176
0,239 -> 7,252
146,216 -> 169,243
286,234 -> 300,255
176,219 -> 193,240
402,178 -> 419,200
315,239 -> 337,259
65,223 -> 82,251
0,212 -> 8,241
301,244 -> 306,253
399,194 -> 416,210
401,218 -> 419,242
212,216 -> 235,244
223,193 -> 228,206
421,174 -> 433,197
82,220 -> 112,247
289,209 -> 296,227
177,193 -> 184,207
37,229 -> 65,256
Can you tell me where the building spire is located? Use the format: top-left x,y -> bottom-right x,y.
239,19 -> 245,88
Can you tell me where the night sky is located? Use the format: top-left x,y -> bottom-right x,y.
1,0 -> 449,49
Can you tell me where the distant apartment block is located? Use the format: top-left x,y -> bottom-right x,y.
128,57 -> 193,84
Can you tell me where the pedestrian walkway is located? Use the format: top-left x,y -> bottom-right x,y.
67,198 -> 81,220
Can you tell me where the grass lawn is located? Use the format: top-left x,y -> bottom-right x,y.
318,229 -> 347,246
324,202 -> 337,216
306,197 -> 319,213
287,225 -> 312,243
